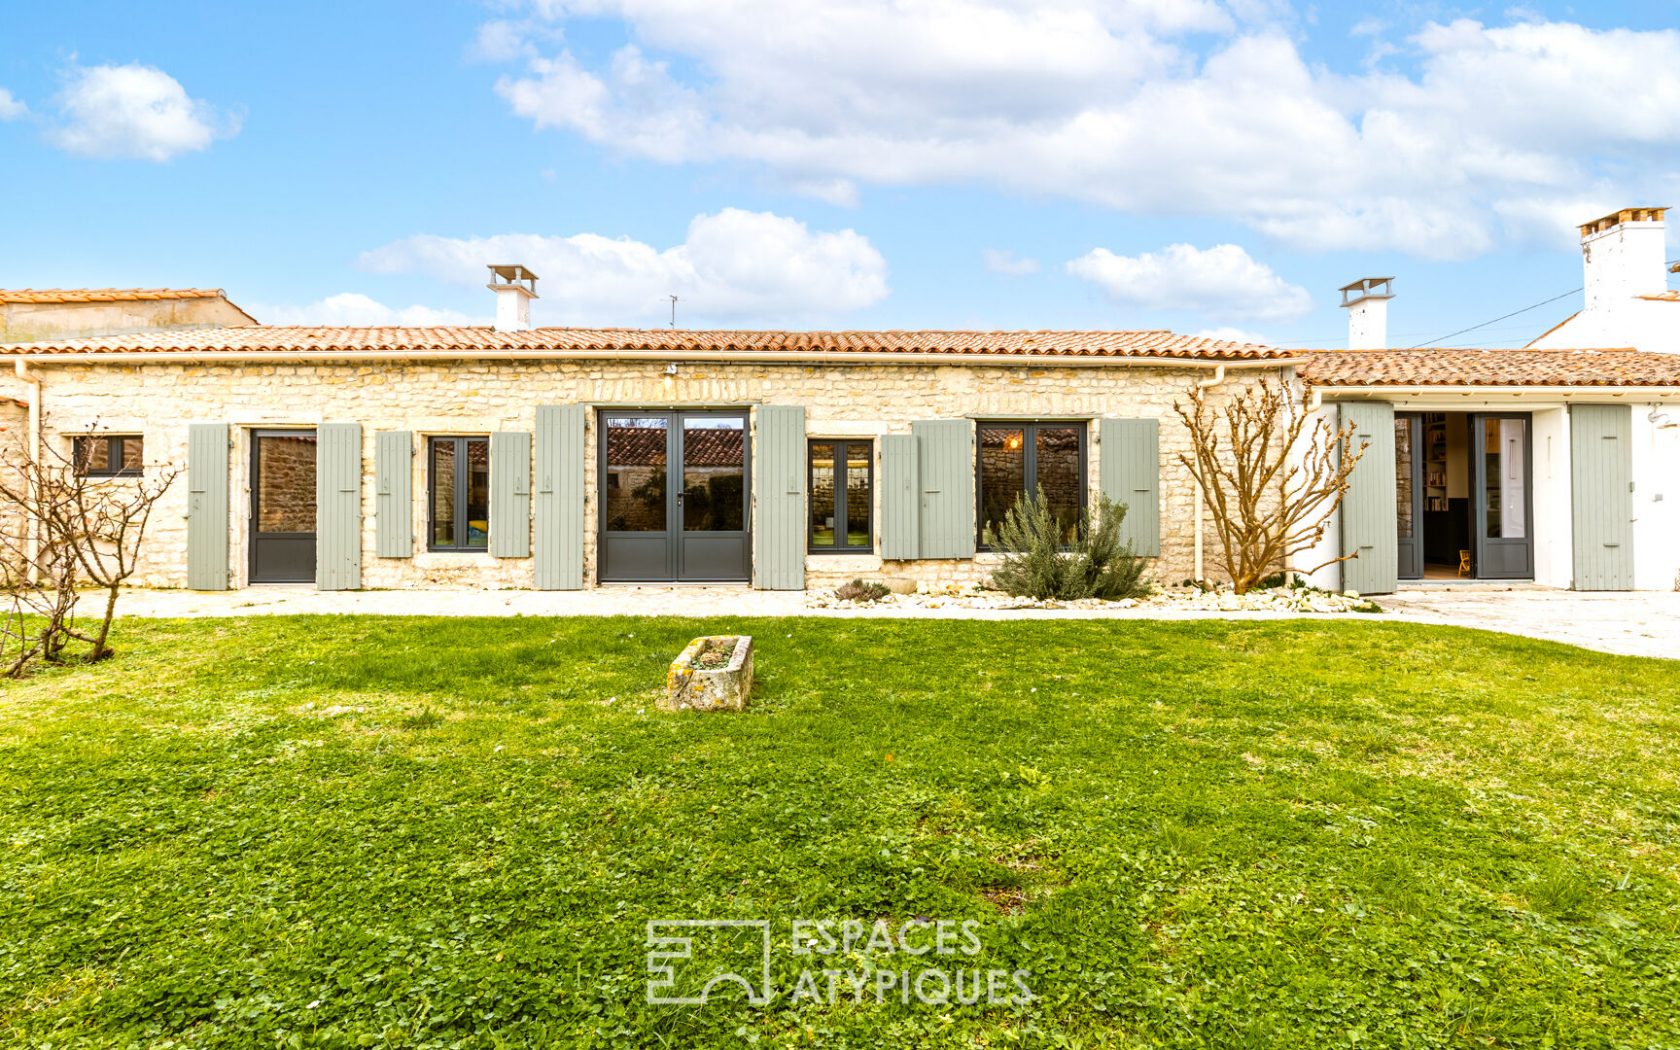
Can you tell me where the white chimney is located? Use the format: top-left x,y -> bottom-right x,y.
487,264 -> 539,332
1339,277 -> 1394,349
1580,207 -> 1668,311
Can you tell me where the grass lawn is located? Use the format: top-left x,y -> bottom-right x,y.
2,617 -> 1678,1049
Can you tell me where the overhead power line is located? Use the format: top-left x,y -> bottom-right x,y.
1405,287 -> 1582,349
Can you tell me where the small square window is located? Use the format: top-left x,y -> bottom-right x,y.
73,436 -> 143,477
808,440 -> 873,552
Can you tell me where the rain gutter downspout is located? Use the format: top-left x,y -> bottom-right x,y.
1192,365 -> 1227,583
14,359 -> 41,579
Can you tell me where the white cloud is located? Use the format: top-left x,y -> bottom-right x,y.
0,88 -> 26,121
50,63 -> 238,161
358,208 -> 889,325
982,249 -> 1040,276
252,293 -> 485,327
1067,242 -> 1311,322
484,5 -> 1680,258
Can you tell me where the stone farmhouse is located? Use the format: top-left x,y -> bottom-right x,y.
2,212 -> 1678,597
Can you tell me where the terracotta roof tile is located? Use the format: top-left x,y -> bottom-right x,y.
1299,348 -> 1680,388
0,288 -> 228,305
1,326 -> 1288,361
1639,290 -> 1680,302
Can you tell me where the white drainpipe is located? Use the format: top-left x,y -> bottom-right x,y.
1192,365 -> 1227,582
14,359 -> 41,579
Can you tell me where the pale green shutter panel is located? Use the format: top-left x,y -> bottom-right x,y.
879,434 -> 919,560
1099,418 -> 1160,557
1570,404 -> 1635,591
316,423 -> 363,590
490,431 -> 532,558
1338,402 -> 1397,595
912,420 -> 974,558
374,431 -> 413,558
534,405 -> 585,589
753,406 -> 807,590
186,423 -> 229,590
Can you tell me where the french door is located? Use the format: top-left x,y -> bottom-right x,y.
249,429 -> 317,583
1472,413 -> 1533,580
598,410 -> 751,582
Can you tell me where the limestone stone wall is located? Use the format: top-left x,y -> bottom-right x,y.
32,357 -> 1271,590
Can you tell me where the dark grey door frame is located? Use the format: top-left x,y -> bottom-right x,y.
597,409 -> 752,583
249,428 -> 318,584
1472,412 -> 1535,580
1396,412 -> 1424,580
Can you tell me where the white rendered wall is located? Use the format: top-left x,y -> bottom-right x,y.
1530,407 -> 1573,589
1530,299 -> 1680,355
1632,406 -> 1680,591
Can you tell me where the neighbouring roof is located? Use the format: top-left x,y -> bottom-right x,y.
0,326 -> 1289,361
0,288 -> 231,305
1300,348 -> 1680,388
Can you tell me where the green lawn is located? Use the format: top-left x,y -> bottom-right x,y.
2,617 -> 1678,1049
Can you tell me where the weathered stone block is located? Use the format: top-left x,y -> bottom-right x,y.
662,635 -> 754,712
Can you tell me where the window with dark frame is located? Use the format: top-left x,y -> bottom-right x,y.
72,435 -> 143,477
807,439 -> 873,552
976,421 -> 1086,547
428,436 -> 490,551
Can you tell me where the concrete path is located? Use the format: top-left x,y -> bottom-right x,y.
1378,587 -> 1680,661
110,584 -> 1680,659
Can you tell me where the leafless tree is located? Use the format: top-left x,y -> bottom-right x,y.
0,430 -> 177,674
1174,376 -> 1369,594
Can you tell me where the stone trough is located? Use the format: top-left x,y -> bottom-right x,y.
661,635 -> 754,712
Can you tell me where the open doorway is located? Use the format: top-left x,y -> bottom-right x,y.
1397,412 -> 1533,581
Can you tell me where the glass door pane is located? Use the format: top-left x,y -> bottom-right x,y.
256,433 -> 317,534
810,442 -> 836,546
978,426 -> 1025,536
604,416 -> 669,532
843,444 -> 871,548
1482,417 -> 1527,539
1395,418 -> 1415,540
1035,425 -> 1083,542
681,417 -> 745,532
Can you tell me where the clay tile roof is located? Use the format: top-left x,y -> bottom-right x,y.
1639,291 -> 1680,302
1298,348 -> 1680,388
0,326 -> 1289,361
0,288 -> 227,305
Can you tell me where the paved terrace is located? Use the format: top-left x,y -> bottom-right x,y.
110,585 -> 1680,661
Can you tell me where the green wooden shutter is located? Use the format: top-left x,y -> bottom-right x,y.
316,423 -> 362,590
490,431 -> 532,558
879,434 -> 920,560
1570,404 -> 1635,591
1099,418 -> 1160,557
753,406 -> 807,590
534,405 -> 585,589
1338,402 -> 1397,595
374,431 -> 413,558
186,423 -> 229,590
911,420 -> 974,559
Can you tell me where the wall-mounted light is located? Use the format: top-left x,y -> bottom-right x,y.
664,362 -> 679,376
1650,409 -> 1678,429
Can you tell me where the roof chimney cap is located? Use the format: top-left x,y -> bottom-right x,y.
486,264 -> 539,296
1339,276 -> 1394,308
1579,207 -> 1667,238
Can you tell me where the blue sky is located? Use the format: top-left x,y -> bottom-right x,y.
1,0 -> 1677,347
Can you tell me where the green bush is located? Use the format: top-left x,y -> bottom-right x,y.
983,488 -> 1151,600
